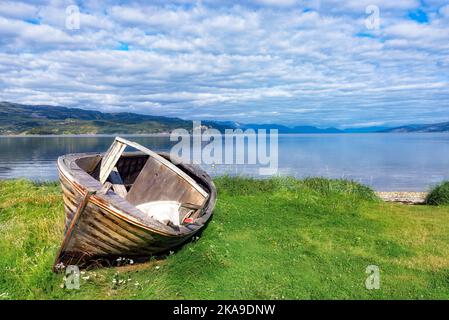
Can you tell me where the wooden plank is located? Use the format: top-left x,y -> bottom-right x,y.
53,190 -> 96,271
116,137 -> 208,198
99,140 -> 126,184
99,182 -> 112,195
126,156 -> 206,207
110,167 -> 128,198
75,155 -> 102,174
181,203 -> 202,210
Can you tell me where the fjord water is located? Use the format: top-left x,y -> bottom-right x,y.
0,133 -> 448,191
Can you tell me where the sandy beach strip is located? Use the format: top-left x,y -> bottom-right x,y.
376,192 -> 427,204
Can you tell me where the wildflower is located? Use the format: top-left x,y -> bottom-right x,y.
54,262 -> 65,271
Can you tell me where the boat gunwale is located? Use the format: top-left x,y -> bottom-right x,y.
57,151 -> 216,238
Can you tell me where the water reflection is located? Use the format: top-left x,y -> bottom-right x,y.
1,133 -> 449,191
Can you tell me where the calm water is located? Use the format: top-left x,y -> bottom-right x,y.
1,133 -> 449,191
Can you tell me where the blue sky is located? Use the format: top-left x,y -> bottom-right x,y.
0,0 -> 448,127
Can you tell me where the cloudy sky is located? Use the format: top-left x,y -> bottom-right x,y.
0,0 -> 448,127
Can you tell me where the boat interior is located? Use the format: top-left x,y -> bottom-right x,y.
74,137 -> 209,227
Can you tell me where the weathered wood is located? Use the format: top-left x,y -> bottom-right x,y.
116,137 -> 208,198
99,181 -> 113,195
181,203 -> 202,210
54,150 -> 216,270
53,189 -> 96,271
126,156 -> 206,207
75,155 -> 102,174
110,167 -> 128,197
99,139 -> 126,184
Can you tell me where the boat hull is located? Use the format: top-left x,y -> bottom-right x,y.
54,152 -> 216,269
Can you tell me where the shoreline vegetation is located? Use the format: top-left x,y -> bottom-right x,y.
1,177 -> 449,299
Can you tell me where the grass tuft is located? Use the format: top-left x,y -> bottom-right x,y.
301,177 -> 379,201
214,176 -> 379,202
426,181 -> 449,205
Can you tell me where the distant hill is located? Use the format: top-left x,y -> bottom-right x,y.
381,122 -> 449,133
0,101 -> 194,135
343,126 -> 391,133
202,121 -> 346,134
1,101 -> 448,135
0,102 -> 353,135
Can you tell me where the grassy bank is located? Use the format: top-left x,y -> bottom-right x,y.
1,178 -> 449,300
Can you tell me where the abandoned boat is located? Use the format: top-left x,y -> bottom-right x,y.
53,137 -> 216,270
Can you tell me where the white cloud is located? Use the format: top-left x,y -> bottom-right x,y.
0,0 -> 448,127
329,0 -> 420,11
439,4 -> 449,18
386,21 -> 449,40
0,1 -> 38,20
253,0 -> 298,7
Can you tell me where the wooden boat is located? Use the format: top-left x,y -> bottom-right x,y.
53,137 -> 216,270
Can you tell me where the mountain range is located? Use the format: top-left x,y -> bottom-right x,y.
1,101 -> 448,135
380,123 -> 449,133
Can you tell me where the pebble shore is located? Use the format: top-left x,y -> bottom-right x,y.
376,192 -> 427,204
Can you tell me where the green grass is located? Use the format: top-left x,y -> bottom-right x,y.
426,181 -> 449,206
1,177 -> 449,300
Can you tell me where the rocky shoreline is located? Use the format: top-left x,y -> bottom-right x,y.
376,192 -> 427,204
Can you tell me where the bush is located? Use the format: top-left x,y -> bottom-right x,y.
426,181 -> 449,205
